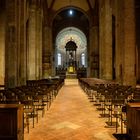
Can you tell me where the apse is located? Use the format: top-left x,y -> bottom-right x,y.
55,27 -> 87,68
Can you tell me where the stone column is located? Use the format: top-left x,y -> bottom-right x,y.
39,9 -> 43,79
49,27 -> 53,76
36,8 -> 43,79
115,0 -> 124,84
93,26 -> 99,78
75,50 -> 77,68
42,25 -> 52,78
91,13 -> 99,78
85,48 -> 88,67
66,50 -> 68,67
99,0 -> 112,80
0,3 -> 5,85
86,41 -> 90,77
5,0 -> 18,88
122,0 -> 136,86
42,26 -> 47,78
16,0 -> 21,86
19,0 -> 27,85
89,1 -> 99,78
88,25 -> 94,77
28,3 -> 36,80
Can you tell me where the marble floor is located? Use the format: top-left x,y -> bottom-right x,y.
24,79 -> 118,140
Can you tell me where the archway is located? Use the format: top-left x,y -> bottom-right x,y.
55,27 -> 87,78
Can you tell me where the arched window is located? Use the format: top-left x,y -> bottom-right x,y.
81,53 -> 85,66
58,53 -> 62,66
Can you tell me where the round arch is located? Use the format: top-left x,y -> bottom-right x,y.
52,6 -> 90,23
56,27 -> 87,53
52,7 -> 89,39
55,27 -> 87,69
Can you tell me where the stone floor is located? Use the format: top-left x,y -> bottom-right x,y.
24,79 -> 119,140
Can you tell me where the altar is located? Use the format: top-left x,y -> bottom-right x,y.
66,66 -> 77,79
66,73 -> 77,79
68,66 -> 75,74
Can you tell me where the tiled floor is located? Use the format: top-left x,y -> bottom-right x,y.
24,79 -> 117,140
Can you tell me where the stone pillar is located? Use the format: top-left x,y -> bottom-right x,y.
16,0 -> 21,86
0,2 -> 5,85
99,0 -> 112,80
28,2 -> 36,80
89,1 -> 99,78
88,25 -> 94,77
66,50 -> 68,66
115,0 -> 124,84
85,48 -> 88,67
39,9 -> 43,79
27,1 -> 42,80
67,51 -> 68,67
27,1 -> 43,80
86,41 -> 90,77
36,8 -> 43,79
122,0 -> 136,86
49,28 -> 53,76
5,0 -> 18,88
74,50 -> 77,68
42,25 -> 52,78
92,26 -> 99,78
42,26 -> 47,78
19,0 -> 27,85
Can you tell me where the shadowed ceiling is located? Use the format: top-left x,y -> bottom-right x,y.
46,0 -> 95,12
43,0 -> 93,63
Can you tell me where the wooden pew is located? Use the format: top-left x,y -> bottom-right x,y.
127,103 -> 140,140
0,104 -> 24,140
79,78 -> 134,133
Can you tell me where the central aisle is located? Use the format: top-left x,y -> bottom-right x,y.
24,79 -> 116,140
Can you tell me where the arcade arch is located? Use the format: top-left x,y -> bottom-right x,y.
55,27 -> 87,71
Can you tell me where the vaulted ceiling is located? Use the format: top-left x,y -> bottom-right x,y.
52,8 -> 89,39
43,0 -> 97,50
46,0 -> 96,12
46,0 -> 97,41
